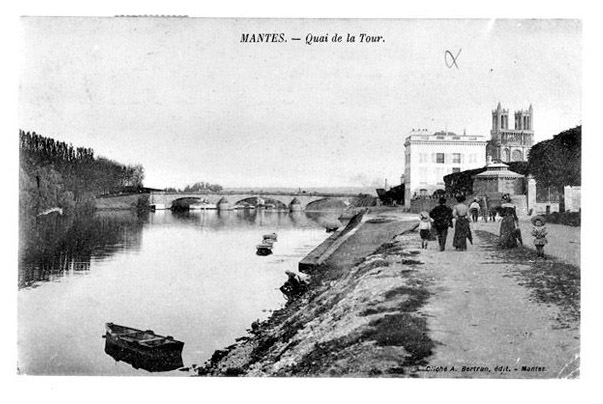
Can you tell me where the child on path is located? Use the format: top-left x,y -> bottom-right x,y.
419,211 -> 432,249
531,215 -> 548,258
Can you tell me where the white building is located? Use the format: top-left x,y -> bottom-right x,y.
404,129 -> 488,205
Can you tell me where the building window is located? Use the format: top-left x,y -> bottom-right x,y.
436,153 -> 445,164
452,153 -> 461,163
419,153 -> 427,163
503,148 -> 510,162
452,167 -> 461,173
512,149 -> 523,161
436,136 -> 445,140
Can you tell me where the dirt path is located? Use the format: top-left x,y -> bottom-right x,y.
474,220 -> 580,267
416,229 -> 580,378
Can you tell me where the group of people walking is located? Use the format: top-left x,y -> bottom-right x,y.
420,196 -> 473,251
419,193 -> 548,256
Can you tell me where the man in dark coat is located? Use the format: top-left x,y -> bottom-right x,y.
429,197 -> 454,251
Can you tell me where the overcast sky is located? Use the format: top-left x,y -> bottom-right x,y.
19,18 -> 581,189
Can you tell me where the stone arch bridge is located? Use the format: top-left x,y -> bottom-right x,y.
149,191 -> 360,211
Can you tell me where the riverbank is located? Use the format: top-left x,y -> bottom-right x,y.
194,211 -> 430,376
95,193 -> 149,210
193,209 -> 580,377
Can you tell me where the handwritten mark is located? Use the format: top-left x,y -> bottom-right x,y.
445,49 -> 462,69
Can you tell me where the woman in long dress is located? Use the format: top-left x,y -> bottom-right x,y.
499,193 -> 519,248
452,195 -> 472,251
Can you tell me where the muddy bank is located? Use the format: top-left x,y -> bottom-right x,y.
194,217 -> 427,377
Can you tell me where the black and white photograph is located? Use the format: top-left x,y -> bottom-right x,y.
8,2 -> 600,401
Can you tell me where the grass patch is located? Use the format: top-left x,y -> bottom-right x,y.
476,230 -> 580,328
285,335 -> 361,376
359,286 -> 431,317
362,313 -> 434,366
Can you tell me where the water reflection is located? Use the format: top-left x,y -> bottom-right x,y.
18,209 -> 337,375
19,211 -> 146,288
167,209 -> 335,230
19,210 -> 341,290
104,337 -> 184,373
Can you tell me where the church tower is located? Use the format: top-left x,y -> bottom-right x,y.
487,103 -> 534,162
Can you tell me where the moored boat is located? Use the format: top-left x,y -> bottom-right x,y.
262,233 -> 278,241
190,203 -> 217,210
104,323 -> 184,355
256,243 -> 273,256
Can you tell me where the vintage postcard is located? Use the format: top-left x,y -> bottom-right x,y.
15,13 -> 589,398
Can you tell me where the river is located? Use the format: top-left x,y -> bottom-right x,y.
18,209 -> 337,375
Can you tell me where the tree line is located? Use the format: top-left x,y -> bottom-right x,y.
527,125 -> 580,212
19,130 -> 145,218
164,181 -> 223,193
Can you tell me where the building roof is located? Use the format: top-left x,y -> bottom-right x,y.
473,160 -> 524,179
405,129 -> 487,144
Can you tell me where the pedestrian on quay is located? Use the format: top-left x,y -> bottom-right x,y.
452,195 -> 473,251
469,198 -> 481,222
418,211 -> 432,249
498,193 -> 520,248
429,197 -> 453,251
531,215 -> 548,258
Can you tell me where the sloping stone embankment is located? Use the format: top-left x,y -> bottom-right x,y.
196,216 -> 427,376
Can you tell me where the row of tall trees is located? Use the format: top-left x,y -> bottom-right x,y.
164,181 -> 223,193
19,130 -> 145,217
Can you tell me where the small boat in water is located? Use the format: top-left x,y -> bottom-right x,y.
104,323 -> 184,354
256,243 -> 273,256
263,233 -> 278,241
103,323 -> 184,372
190,203 -> 217,210
233,203 -> 255,210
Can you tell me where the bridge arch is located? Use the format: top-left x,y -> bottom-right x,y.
234,196 -> 288,210
170,196 -> 207,211
304,197 -> 350,212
